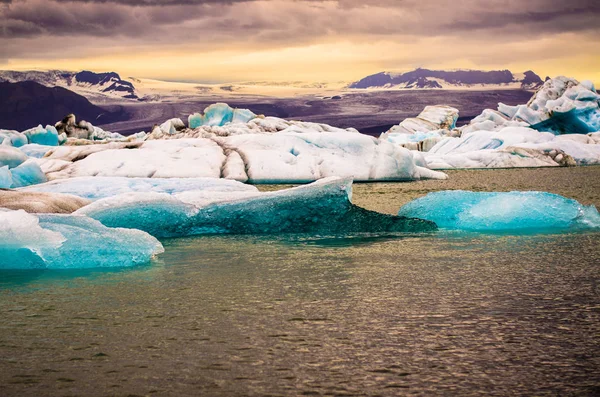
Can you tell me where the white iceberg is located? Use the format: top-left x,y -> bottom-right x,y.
21,176 -> 258,200
0,209 -> 163,269
398,190 -> 600,232
0,145 -> 28,169
0,130 -> 28,147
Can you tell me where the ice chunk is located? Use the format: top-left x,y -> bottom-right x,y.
0,209 -> 163,270
9,160 -> 47,188
220,132 -> 447,182
398,191 -> 600,232
159,118 -> 185,135
188,103 -> 256,128
0,145 -> 28,168
22,176 -> 257,200
47,139 -> 226,179
0,130 -> 28,147
22,125 -> 59,146
0,190 -> 91,213
18,144 -> 55,158
383,106 -> 459,136
76,177 -> 437,237
0,165 -> 12,188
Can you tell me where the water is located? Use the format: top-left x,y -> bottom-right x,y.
1,229 -> 599,396
2,169 -> 600,396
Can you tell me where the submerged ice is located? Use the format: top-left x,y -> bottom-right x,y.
398,191 -> 600,232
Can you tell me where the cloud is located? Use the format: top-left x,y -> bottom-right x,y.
0,0 -> 599,81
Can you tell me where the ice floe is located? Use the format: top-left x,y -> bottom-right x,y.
379,77 -> 600,169
0,209 -> 163,269
74,177 -> 437,238
398,191 -> 600,232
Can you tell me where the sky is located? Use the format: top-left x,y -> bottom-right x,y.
1,0 -> 599,84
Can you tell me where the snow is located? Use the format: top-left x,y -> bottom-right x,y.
0,209 -> 163,269
398,190 -> 600,232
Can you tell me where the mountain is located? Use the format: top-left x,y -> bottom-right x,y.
0,81 -> 126,131
0,70 -> 138,101
349,68 -> 544,90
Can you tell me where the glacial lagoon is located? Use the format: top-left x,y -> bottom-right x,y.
1,167 -> 599,396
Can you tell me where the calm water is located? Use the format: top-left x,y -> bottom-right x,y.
1,178 -> 600,396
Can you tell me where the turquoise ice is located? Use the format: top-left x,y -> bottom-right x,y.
22,125 -> 59,146
0,209 -> 163,270
188,103 -> 256,128
9,161 -> 47,188
398,190 -> 600,232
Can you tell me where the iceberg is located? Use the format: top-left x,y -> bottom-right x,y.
0,130 -> 28,147
1,189 -> 91,213
21,176 -> 258,200
22,125 -> 60,146
42,134 -> 446,182
18,143 -> 56,158
75,177 -> 437,238
0,145 -> 27,168
398,190 -> 600,232
188,103 -> 256,128
0,165 -> 11,188
0,209 -> 163,269
8,160 -> 47,188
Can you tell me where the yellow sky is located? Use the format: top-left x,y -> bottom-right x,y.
4,35 -> 600,85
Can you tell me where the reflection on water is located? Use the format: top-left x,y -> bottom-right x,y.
1,231 -> 599,396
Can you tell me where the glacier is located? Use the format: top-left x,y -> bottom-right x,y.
398,191 -> 600,232
0,209 -> 163,270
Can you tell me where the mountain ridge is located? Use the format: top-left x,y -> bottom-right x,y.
349,68 -> 544,90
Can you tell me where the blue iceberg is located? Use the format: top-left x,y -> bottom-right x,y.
398,190 -> 600,232
75,177 -> 436,237
188,103 -> 256,128
0,209 -> 163,270
0,130 -> 28,147
18,144 -> 55,159
22,125 -> 60,146
0,166 -> 11,188
9,161 -> 47,188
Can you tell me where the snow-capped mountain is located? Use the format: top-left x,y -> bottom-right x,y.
0,70 -> 138,101
349,68 -> 544,90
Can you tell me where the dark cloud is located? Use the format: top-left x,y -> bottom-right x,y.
1,0 -> 599,59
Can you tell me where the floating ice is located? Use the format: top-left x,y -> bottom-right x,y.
9,160 -> 47,188
0,130 -> 28,147
22,125 -> 60,146
43,133 -> 446,182
398,190 -> 600,232
0,209 -> 163,269
18,144 -> 55,158
0,166 -> 11,188
75,177 -> 437,238
0,145 -> 27,168
22,176 -> 258,200
188,103 -> 257,128
0,189 -> 91,213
